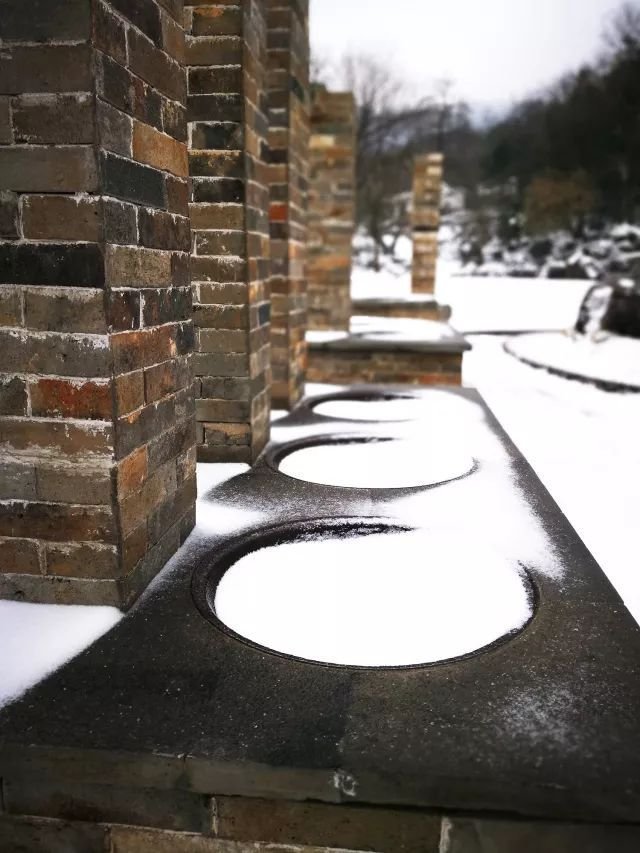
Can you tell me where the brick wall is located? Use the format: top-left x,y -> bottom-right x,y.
307,87 -> 356,331
186,0 -> 272,463
307,347 -> 464,387
266,0 -> 310,409
0,0 -> 196,607
411,153 -> 443,295
3,794 -> 636,852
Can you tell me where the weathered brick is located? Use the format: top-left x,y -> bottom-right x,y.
96,53 -> 163,131
0,243 -> 104,288
103,199 -> 139,245
190,121 -> 244,150
101,152 -> 166,209
166,174 -> 190,215
142,287 -> 192,327
190,202 -> 244,230
0,146 -> 98,193
29,378 -> 113,420
117,460 -> 177,536
0,330 -> 111,378
3,779 -> 212,835
133,120 -> 189,177
0,459 -> 36,499
0,418 -> 113,459
12,93 -> 95,144
97,98 -> 133,156
36,464 -> 112,505
185,34 -> 243,66
128,26 -> 186,103
192,177 -> 245,204
0,375 -> 28,415
0,97 -> 11,143
115,370 -> 146,415
22,196 -> 102,242
0,191 -> 20,238
93,0 -> 128,65
111,326 -> 176,373
0,44 -> 93,95
162,97 -> 187,141
0,537 -> 41,574
138,208 -> 191,251
215,796 -> 442,852
109,290 -> 142,332
110,0 -> 162,46
0,502 -> 117,543
45,543 -> 120,579
23,288 -> 107,334
117,446 -> 148,496
106,245 -> 174,287
0,0 -> 92,42
0,286 -> 22,327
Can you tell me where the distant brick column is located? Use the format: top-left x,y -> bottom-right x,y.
411,153 -> 444,294
266,0 -> 310,409
307,88 -> 356,331
0,0 -> 196,607
186,0 -> 271,462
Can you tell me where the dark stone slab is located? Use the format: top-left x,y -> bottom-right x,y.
1,386 -> 639,828
307,323 -> 471,354
352,296 -> 440,309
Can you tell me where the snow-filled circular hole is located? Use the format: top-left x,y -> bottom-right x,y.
212,528 -> 535,667
275,437 -> 474,489
311,391 -> 475,423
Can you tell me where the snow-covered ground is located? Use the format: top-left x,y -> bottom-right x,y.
506,330 -> 640,390
465,335 -> 640,624
353,260 -> 592,334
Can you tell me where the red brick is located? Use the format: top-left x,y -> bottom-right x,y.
29,378 -> 112,420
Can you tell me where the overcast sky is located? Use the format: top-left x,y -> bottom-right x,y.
310,0 -> 628,111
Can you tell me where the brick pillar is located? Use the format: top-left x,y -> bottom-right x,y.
411,153 -> 443,295
266,0 -> 310,409
0,0 -> 196,607
186,0 -> 271,462
307,87 -> 356,331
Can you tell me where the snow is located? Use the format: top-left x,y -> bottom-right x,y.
506,331 -> 640,390
306,330 -> 349,344
278,438 -> 474,489
439,274 -> 592,334
351,260 -> 591,334
0,602 -> 121,709
312,392 -> 476,423
351,314 -> 459,341
214,530 -> 533,667
465,333 -> 640,624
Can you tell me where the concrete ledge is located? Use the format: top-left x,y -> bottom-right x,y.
2,387 -> 640,850
306,324 -> 469,385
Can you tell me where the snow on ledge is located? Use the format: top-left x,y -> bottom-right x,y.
0,602 -> 121,709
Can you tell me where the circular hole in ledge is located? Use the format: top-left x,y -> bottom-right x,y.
271,436 -> 475,490
197,520 -> 536,668
310,391 -> 477,424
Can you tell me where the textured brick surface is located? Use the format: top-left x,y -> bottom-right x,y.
267,0 -> 310,407
307,87 -> 356,331
411,153 -> 443,294
0,0 -> 195,607
187,0 -> 272,462
307,347 -> 463,386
